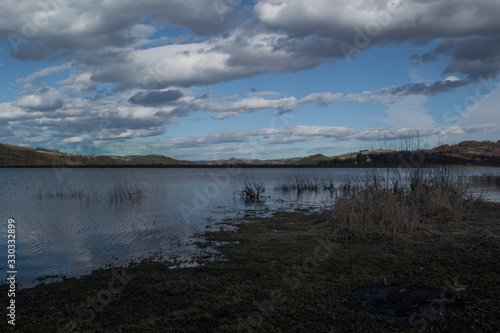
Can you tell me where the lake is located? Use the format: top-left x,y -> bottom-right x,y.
1,167 -> 500,287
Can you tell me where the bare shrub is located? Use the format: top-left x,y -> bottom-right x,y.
240,182 -> 266,202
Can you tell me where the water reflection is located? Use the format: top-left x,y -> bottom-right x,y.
0,167 -> 499,287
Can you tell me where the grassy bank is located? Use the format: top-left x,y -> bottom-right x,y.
2,201 -> 499,332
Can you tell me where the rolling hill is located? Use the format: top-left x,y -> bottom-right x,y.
0,143 -> 191,167
1,140 -> 499,167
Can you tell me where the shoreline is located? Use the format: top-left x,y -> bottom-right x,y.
2,202 -> 499,332
1,164 -> 500,168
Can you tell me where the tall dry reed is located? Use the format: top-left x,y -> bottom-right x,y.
330,167 -> 476,240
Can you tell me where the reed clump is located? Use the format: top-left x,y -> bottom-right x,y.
240,182 -> 266,202
330,167 -> 476,240
107,182 -> 147,204
274,173 -> 335,194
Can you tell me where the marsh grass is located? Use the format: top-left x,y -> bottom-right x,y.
330,167 -> 477,240
37,186 -> 101,204
469,174 -> 500,188
107,181 -> 147,204
37,181 -> 148,205
240,182 -> 266,202
274,173 -> 335,194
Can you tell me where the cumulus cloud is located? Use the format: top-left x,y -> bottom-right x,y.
0,0 -> 245,60
1,93 -> 177,152
167,124 -> 499,150
58,72 -> 100,94
1,0 -> 500,156
92,30 -> 339,91
125,90 -> 343,121
299,92 -> 343,106
17,64 -> 70,88
187,91 -> 341,119
169,126 -> 355,148
412,36 -> 500,80
0,85 -> 346,152
16,87 -> 64,111
254,0 -> 500,42
2,0 -> 497,95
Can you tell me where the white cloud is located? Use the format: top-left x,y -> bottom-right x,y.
445,76 -> 460,82
381,95 -> 436,129
299,92 -> 343,105
58,72 -> 100,94
17,64 -> 70,89
16,87 -> 64,111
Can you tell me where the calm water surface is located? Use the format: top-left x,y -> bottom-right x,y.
1,167 -> 499,287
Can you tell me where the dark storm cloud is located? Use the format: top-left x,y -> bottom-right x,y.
129,90 -> 184,106
1,0 -> 500,96
413,36 -> 500,79
0,0 -> 245,61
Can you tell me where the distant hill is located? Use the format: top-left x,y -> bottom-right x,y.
195,154 -> 332,166
195,141 -> 500,167
0,143 -> 191,167
1,140 -> 499,167
317,141 -> 500,167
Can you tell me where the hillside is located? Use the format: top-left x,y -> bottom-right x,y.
1,140 -> 499,167
0,143 -> 191,167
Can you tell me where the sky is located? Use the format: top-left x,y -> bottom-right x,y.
0,0 -> 499,161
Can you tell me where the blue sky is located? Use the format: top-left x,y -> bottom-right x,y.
1,0 -> 499,160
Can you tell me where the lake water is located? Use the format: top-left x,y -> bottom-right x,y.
1,167 -> 500,287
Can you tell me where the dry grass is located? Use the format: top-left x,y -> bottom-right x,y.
330,167 -> 478,241
274,173 -> 335,193
240,182 -> 266,202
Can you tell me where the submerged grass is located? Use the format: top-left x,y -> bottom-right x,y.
107,181 -> 147,204
274,173 -> 335,193
37,181 -> 148,205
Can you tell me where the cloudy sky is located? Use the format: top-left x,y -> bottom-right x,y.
1,0 -> 499,160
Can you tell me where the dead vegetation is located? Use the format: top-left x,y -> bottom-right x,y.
329,167 -> 481,241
